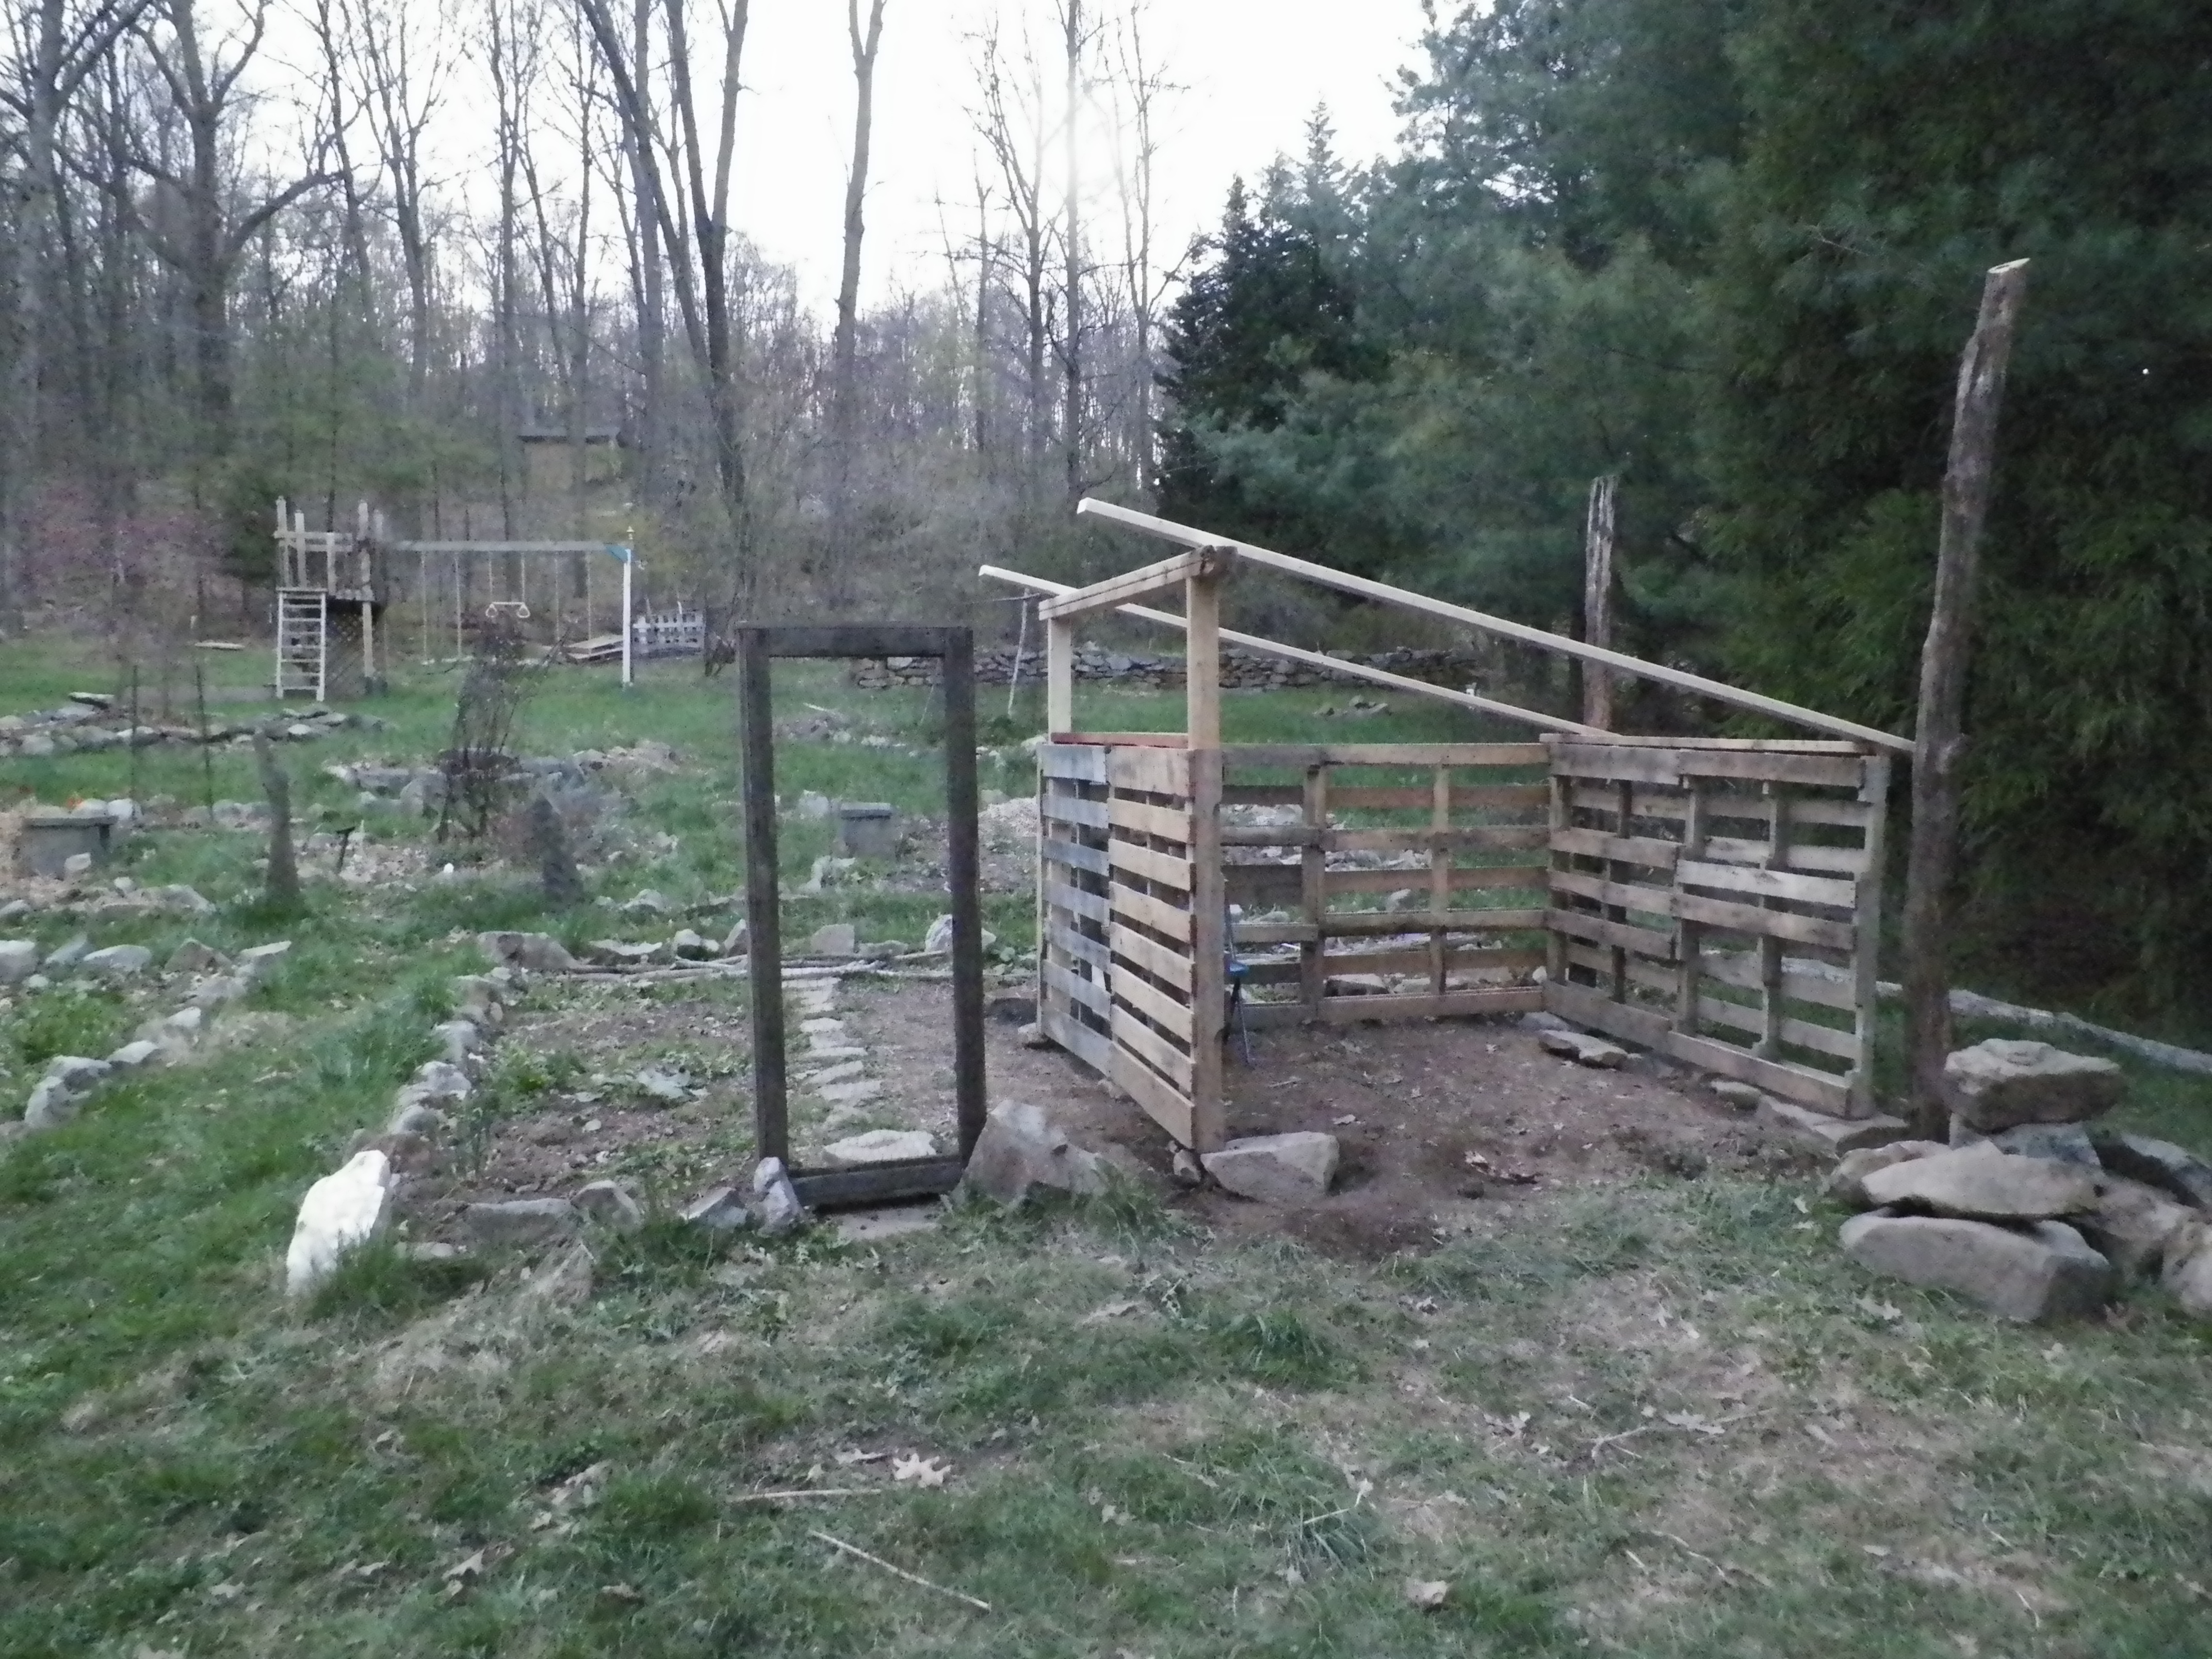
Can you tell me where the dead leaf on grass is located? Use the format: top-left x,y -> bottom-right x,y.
600,1582 -> 644,1603
1404,1577 -> 1451,1609
1082,1299 -> 1143,1324
892,1454 -> 950,1488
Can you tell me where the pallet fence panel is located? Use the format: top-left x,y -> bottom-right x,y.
1037,744 -> 1115,1086
1542,736 -> 1888,1116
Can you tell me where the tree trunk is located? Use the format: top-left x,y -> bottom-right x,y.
828,0 -> 887,608
255,733 -> 303,910
1901,259 -> 2030,1138
1581,475 -> 1617,729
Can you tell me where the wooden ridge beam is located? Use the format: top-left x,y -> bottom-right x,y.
1069,498 -> 1911,754
1035,545 -> 1232,622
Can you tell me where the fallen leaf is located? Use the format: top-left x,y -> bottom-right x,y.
1405,1577 -> 1451,1609
600,1582 -> 644,1603
892,1453 -> 951,1488
1082,1300 -> 1143,1324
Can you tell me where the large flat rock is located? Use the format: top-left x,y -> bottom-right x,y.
1944,1038 -> 2124,1132
2075,1175 -> 2198,1280
1859,1140 -> 2098,1221
1756,1096 -> 1911,1155
2090,1132 -> 2212,1211
1841,1212 -> 2113,1322
285,1150 -> 394,1296
1201,1132 -> 1340,1204
1825,1141 -> 1948,1209
959,1101 -> 1108,1205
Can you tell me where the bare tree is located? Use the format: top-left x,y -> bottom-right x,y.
826,0 -> 886,604
1103,1 -> 1174,501
972,19 -> 1051,499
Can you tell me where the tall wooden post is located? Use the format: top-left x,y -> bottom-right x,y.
1046,616 -> 1074,735
1902,258 -> 2030,1137
1581,475 -> 1617,729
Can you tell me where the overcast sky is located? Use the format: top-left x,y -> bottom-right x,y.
716,1 -> 1433,311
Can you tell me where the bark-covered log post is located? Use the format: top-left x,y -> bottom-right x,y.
1901,258 -> 2030,1137
254,731 -> 303,911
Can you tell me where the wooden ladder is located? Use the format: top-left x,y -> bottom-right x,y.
276,589 -> 329,701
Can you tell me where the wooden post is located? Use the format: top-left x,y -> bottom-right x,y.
940,628 -> 988,1160
1187,745 -> 1226,1151
1046,616 -> 1074,735
1300,764 -> 1327,1015
1849,752 -> 1892,1118
1902,258 -> 2030,1138
1184,569 -> 1221,749
1428,765 -> 1451,993
1581,475 -> 1617,729
735,628 -> 789,1163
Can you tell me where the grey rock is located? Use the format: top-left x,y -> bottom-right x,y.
986,991 -> 1039,1025
24,1055 -> 112,1128
2164,1225 -> 2212,1319
632,1067 -> 691,1104
1825,1140 -> 1948,1209
681,1184 -> 753,1232
478,931 -> 582,973
1860,1140 -> 2099,1222
104,1039 -> 161,1070
188,973 -> 251,1010
23,973 -> 49,991
808,922 -> 858,957
2074,1175 -> 2198,1280
1325,973 -> 1389,996
165,939 -> 230,976
588,938 -> 664,966
1988,1122 -> 2102,1168
1710,1079 -> 1765,1112
80,944 -> 152,980
42,934 -> 90,971
1756,1097 -> 1912,1155
1538,1028 -> 1627,1068
0,900 -> 30,923
2089,1132 -> 2212,1210
751,1156 -> 805,1236
462,1198 -> 582,1246
1202,1131 -> 1341,1204
924,913 -> 954,954
721,919 -> 749,957
959,1101 -> 1110,1205
792,791 -> 834,820
1518,1012 -> 1574,1036
450,975 -> 507,1027
432,1020 -> 483,1066
18,731 -> 54,757
670,928 -> 713,958
1944,1038 -> 2125,1132
152,885 -> 216,916
410,1060 -> 474,1103
824,1129 -> 937,1165
237,940 -> 292,983
623,888 -> 671,915
573,1179 -> 646,1232
387,1101 -> 447,1138
0,940 -> 37,984
1018,1021 -> 1052,1050
1841,1211 -> 2114,1322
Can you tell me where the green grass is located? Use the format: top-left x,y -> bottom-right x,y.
4,633 -> 2212,1655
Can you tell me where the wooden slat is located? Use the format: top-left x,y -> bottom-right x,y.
1702,835 -> 1869,875
1113,964 -> 1195,1040
1673,890 -> 1855,953
1043,878 -> 1111,925
1544,979 -> 1672,1046
1696,948 -> 1857,1011
1039,545 -> 1229,621
1554,743 -> 1868,790
1109,838 -> 1193,891
1569,783 -> 1875,830
1039,743 -> 1109,783
1550,828 -> 1682,870
1111,922 -> 1195,993
1547,906 -> 1674,959
1218,782 -> 1552,813
1110,796 -> 1194,841
1040,835 -> 1111,877
1312,906 -> 1547,938
1325,865 -> 1548,897
1046,922 -> 1111,971
1110,745 -> 1191,798
1223,742 -> 1549,769
1676,858 -> 1857,910
1564,942 -> 1676,1001
1061,731 -> 1186,748
1243,986 -> 1544,1029
1668,1030 -> 1850,1113
1695,995 -> 1860,1061
1109,1049 -> 1195,1146
1241,946 -> 1545,985
1567,735 -> 1868,754
1040,1003 -> 1114,1072
1548,868 -> 1677,921
1111,1005 -> 1194,1087
1044,958 -> 1112,1018
1326,825 -> 1551,854
1040,793 -> 1111,829
1110,881 -> 1194,943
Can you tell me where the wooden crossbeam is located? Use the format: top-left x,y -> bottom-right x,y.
1072,498 -> 1911,754
1034,545 -> 1232,622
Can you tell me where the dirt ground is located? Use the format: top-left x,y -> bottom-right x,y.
440,974 -> 1816,1259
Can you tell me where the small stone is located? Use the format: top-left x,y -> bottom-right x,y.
450,976 -> 507,1027
809,923 -> 858,957
80,944 -> 152,980
1988,1122 -> 2102,1168
623,888 -> 671,915
61,852 -> 92,879
1537,1029 -> 1627,1068
1710,1079 -> 1765,1111
410,1060 -> 475,1103
284,1150 -> 394,1296
1860,1141 -> 2099,1222
478,931 -> 581,973
574,1179 -> 646,1232
1840,1211 -> 2114,1322
23,1055 -> 112,1128
590,939 -> 665,966
154,885 -> 216,916
924,914 -> 955,954
1325,973 -> 1389,996
237,940 -> 292,983
2075,1175 -> 2199,1280
1519,1012 -> 1572,1033
632,1067 -> 691,1104
104,1039 -> 161,1070
1756,1097 -> 1912,1155
387,1101 -> 447,1139
165,939 -> 230,976
959,1101 -> 1110,1205
401,1242 -> 464,1263
670,928 -> 712,958
817,1079 -> 883,1107
793,791 -> 834,820
0,941 -> 37,985
432,1020 -> 483,1066
1825,1140 -> 1948,1209
751,1157 -> 805,1237
721,919 -> 749,957
825,1129 -> 937,1165
681,1185 -> 753,1232
43,934 -> 90,971
1943,1038 -> 2124,1132
2089,1132 -> 2212,1210
361,1129 -> 442,1176
1201,1132 -> 1340,1204
463,1198 -> 582,1246
804,1060 -> 868,1088
188,973 -> 250,1010
1019,1022 -> 1052,1050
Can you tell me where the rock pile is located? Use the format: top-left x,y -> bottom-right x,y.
0,700 -> 382,759
1829,1038 -> 2212,1323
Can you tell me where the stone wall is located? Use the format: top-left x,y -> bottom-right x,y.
850,642 -> 1498,693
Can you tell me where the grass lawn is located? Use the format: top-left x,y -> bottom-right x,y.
3,637 -> 2210,1656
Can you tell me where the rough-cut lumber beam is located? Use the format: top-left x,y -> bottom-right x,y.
979,565 -> 1603,735
1074,498 -> 1911,754
1035,544 -> 1232,622
393,541 -> 614,555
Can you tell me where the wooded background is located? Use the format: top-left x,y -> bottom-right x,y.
1,0 -> 2206,1021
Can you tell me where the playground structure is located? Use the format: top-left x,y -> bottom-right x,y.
984,500 -> 1910,1154
271,499 -> 670,697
